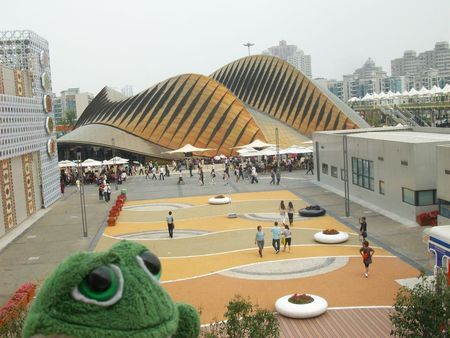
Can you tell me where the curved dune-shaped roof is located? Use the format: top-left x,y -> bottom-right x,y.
210,55 -> 368,136
75,74 -> 266,156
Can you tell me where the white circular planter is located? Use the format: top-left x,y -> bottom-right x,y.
314,231 -> 348,244
275,294 -> 328,319
208,196 -> 231,205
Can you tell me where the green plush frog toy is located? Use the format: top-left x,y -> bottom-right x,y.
22,240 -> 200,338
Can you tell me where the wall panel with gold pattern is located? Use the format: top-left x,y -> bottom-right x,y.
0,159 -> 17,231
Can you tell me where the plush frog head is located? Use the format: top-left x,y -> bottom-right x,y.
23,240 -> 200,338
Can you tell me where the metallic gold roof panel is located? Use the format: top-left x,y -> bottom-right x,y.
76,74 -> 266,156
211,55 -> 368,137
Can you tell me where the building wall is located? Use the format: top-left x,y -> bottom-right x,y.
437,145 -> 450,225
11,155 -> 27,226
0,30 -> 60,236
314,131 -> 447,223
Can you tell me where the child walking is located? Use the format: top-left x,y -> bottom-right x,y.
360,240 -> 374,278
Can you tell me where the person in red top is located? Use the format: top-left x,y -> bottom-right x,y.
360,240 -> 374,278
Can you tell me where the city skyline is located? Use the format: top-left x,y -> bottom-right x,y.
1,0 -> 449,95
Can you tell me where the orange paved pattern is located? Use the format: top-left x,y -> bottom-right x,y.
96,190 -> 419,324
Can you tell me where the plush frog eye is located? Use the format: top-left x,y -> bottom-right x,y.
136,251 -> 161,281
72,264 -> 123,306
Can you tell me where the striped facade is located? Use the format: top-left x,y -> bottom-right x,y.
65,55 -> 367,158
211,55 -> 362,137
76,74 -> 265,156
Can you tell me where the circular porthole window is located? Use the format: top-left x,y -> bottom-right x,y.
45,116 -> 54,135
41,72 -> 50,91
43,94 -> 52,113
47,138 -> 57,158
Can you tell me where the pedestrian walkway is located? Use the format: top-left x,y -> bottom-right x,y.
0,169 -> 434,315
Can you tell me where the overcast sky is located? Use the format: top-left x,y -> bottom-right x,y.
2,0 -> 450,95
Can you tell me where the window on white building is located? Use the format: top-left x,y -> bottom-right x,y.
352,157 -> 374,191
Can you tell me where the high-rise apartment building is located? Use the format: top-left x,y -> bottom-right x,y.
53,88 -> 94,124
391,41 -> 450,89
0,30 -> 60,235
263,40 -> 312,77
121,85 -> 133,97
328,58 -> 393,102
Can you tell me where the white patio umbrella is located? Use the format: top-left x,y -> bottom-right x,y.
81,159 -> 103,167
58,160 -> 76,168
162,144 -> 215,154
233,139 -> 275,149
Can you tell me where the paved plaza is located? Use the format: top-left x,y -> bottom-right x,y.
0,168 -> 435,335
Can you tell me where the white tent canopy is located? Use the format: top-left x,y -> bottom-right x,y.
58,160 -> 76,168
237,148 -> 262,157
233,139 -> 275,149
429,85 -> 443,95
81,159 -> 103,167
103,156 -> 129,165
284,145 -> 313,154
443,83 -> 450,94
163,144 -> 215,154
408,88 -> 419,96
361,93 -> 372,101
418,86 -> 430,95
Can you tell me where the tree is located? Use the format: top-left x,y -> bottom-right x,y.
62,110 -> 77,126
203,295 -> 279,338
390,271 -> 450,337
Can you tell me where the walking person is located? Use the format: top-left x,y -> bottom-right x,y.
159,166 -> 165,180
239,164 -> 244,181
210,168 -> 216,184
287,201 -> 295,226
105,184 -> 111,202
102,183 -> 109,202
151,167 -> 157,180
359,217 -> 368,242
177,170 -> 184,185
254,225 -> 265,258
165,164 -> 170,177
282,225 -> 292,252
269,168 -> 275,184
306,157 -> 314,175
251,166 -> 258,184
271,221 -> 281,254
279,201 -> 287,225
166,211 -> 175,238
276,169 -> 281,185
199,167 -> 204,186
360,240 -> 374,277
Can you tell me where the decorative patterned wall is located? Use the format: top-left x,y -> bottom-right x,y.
21,153 -> 35,216
0,159 -> 17,230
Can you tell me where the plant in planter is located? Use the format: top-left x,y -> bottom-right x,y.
322,228 -> 339,235
288,293 -> 314,305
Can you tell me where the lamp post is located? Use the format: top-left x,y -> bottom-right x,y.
342,135 -> 350,217
243,42 -> 254,56
76,151 -> 88,237
112,138 -> 118,190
